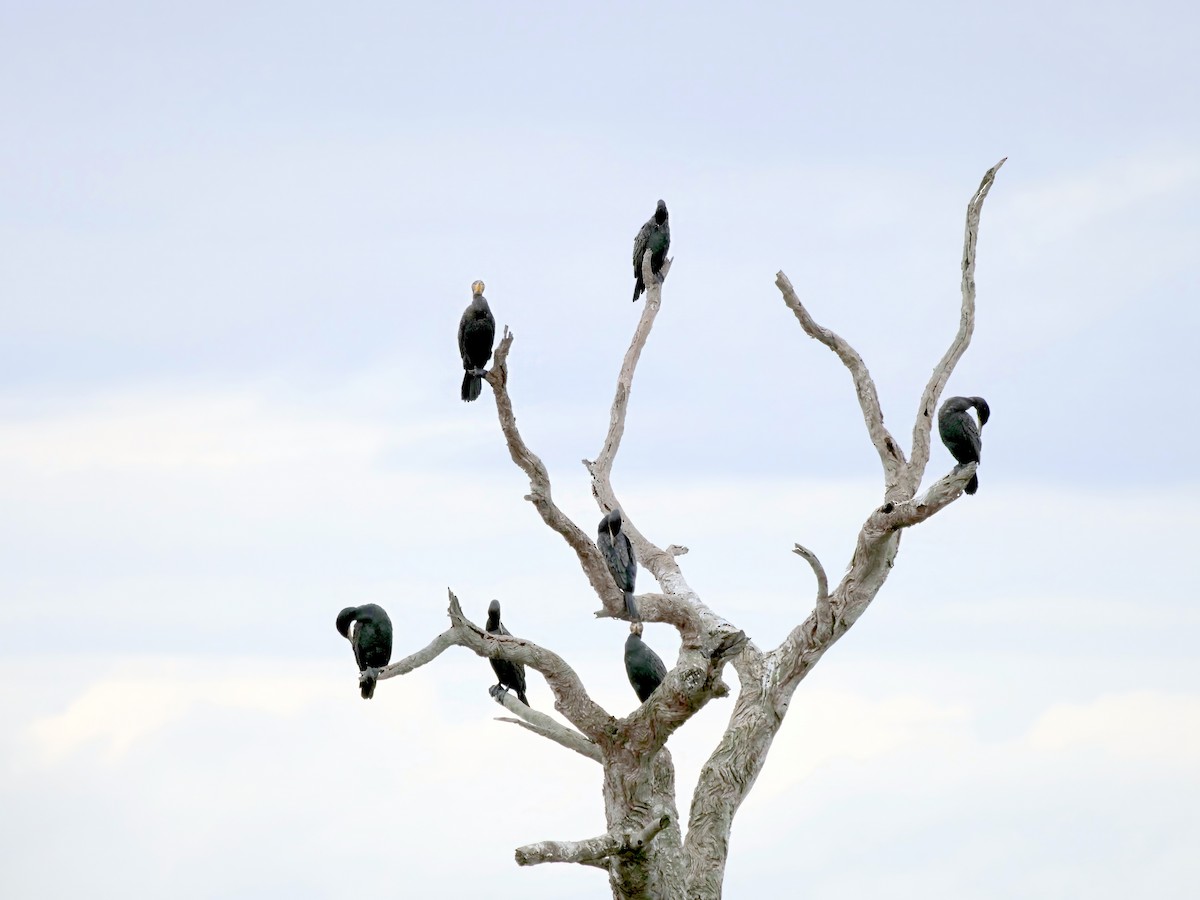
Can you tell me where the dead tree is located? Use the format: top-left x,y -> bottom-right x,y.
373,160 -> 1005,899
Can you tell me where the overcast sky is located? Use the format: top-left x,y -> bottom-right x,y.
2,2 -> 1198,897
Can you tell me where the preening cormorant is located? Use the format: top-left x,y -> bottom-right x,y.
597,509 -> 639,621
458,280 -> 496,402
335,603 -> 394,699
631,200 -> 670,302
624,625 -> 667,704
485,600 -> 529,706
938,395 -> 991,495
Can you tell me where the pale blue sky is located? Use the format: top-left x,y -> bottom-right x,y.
1,2 -> 1198,898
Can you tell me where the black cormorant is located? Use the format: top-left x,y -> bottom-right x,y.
335,603 -> 394,699
597,509 -> 639,621
624,625 -> 667,704
938,395 -> 991,495
458,280 -> 496,402
485,600 -> 529,706
631,200 -> 670,302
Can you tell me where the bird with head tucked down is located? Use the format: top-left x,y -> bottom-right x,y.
937,395 -> 990,495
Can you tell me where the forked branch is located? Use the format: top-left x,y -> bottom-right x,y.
584,253 -> 682,588
376,589 -> 615,741
905,157 -> 1007,493
487,331 -> 628,617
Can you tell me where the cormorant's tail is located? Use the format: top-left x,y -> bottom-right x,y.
517,689 -> 529,707
360,670 -> 377,700
965,473 -> 979,495
632,280 -> 644,302
624,591 -> 641,622
462,371 -> 482,402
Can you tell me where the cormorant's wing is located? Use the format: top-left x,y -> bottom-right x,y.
615,533 -> 636,591
632,220 -> 651,273
598,531 -> 619,578
350,622 -> 367,671
457,306 -> 470,360
962,416 -> 982,460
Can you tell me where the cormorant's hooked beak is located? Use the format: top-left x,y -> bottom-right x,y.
471,279 -> 485,296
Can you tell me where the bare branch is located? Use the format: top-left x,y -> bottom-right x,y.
792,543 -> 831,642
775,271 -> 907,494
584,253 -> 680,584
514,813 -> 672,868
378,590 -> 616,742
905,158 -> 1006,494
493,689 -> 603,763
486,329 -> 628,617
375,629 -> 458,679
572,252 -> 712,643
885,462 -> 978,529
587,254 -> 673,491
769,463 -> 975,709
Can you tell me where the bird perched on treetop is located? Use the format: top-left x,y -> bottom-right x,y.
631,200 -> 670,302
335,603 -> 394,699
458,280 -> 496,402
937,395 -> 991,495
624,624 -> 667,704
597,509 -> 639,621
485,599 -> 529,706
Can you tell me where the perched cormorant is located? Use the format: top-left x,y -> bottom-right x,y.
458,280 -> 496,402
624,625 -> 667,704
597,509 -> 639,621
335,603 -> 394,699
631,200 -> 670,302
938,395 -> 991,495
485,600 -> 529,706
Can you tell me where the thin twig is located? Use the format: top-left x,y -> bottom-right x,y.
792,543 -> 831,642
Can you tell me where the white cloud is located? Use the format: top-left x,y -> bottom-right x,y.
1024,691 -> 1200,765
23,663 -> 339,763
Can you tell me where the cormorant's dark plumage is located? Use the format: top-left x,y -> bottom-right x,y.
631,200 -> 670,302
485,600 -> 529,706
335,603 -> 394,699
597,509 -> 639,621
458,280 -> 496,402
938,395 -> 990,495
624,627 -> 667,704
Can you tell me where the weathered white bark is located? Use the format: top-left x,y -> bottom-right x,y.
377,590 -> 615,741
368,162 -> 1003,899
677,161 -> 1003,897
493,689 -> 602,763
515,812 -> 672,867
